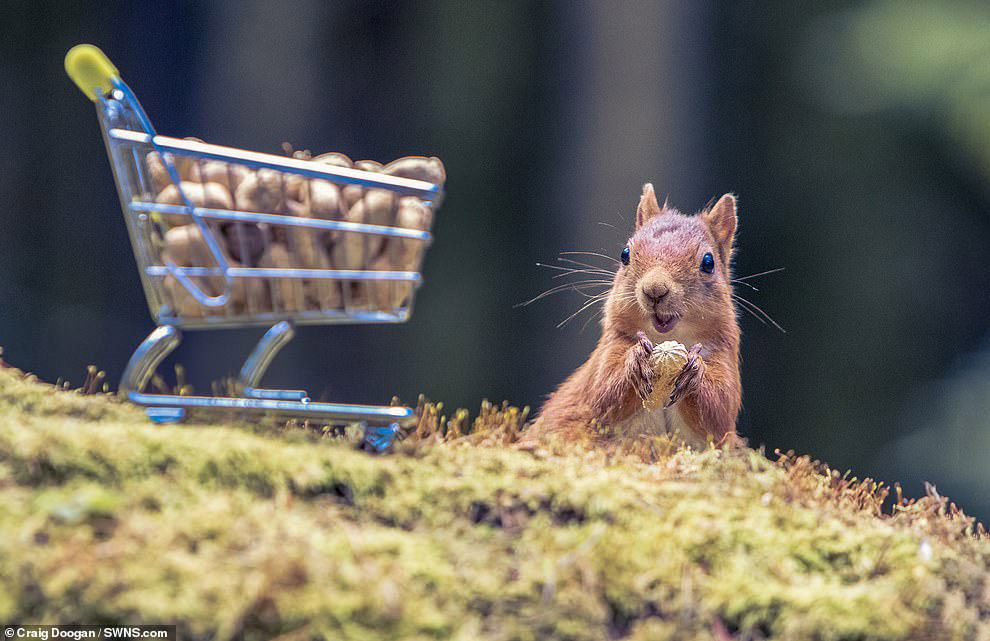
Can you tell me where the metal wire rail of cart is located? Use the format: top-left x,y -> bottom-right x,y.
65,45 -> 443,450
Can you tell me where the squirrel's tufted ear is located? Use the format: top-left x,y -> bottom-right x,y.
703,193 -> 737,260
635,183 -> 663,229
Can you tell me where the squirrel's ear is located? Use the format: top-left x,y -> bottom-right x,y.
636,183 -> 663,229
704,193 -> 737,258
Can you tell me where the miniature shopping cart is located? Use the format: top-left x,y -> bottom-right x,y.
65,45 -> 443,450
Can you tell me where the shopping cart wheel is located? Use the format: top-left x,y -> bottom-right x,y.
146,407 -> 186,424
363,423 -> 401,452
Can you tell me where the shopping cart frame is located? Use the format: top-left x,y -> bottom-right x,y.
66,45 -> 441,449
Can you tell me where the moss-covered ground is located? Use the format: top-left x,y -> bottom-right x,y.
0,360 -> 988,640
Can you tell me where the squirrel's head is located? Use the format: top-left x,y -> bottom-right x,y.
606,184 -> 737,339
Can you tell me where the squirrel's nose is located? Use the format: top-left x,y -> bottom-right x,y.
642,283 -> 670,304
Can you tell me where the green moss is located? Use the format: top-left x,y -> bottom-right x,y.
0,364 -> 987,640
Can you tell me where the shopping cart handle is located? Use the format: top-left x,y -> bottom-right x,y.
65,44 -> 119,101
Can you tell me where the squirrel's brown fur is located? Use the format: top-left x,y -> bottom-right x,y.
528,184 -> 743,447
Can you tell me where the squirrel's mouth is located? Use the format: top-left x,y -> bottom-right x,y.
652,312 -> 680,334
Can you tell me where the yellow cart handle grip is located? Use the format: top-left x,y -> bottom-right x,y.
65,44 -> 119,101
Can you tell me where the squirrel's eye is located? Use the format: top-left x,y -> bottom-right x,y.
700,252 -> 715,273
620,246 -> 630,266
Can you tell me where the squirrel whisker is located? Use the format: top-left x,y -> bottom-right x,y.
732,280 -> 760,292
557,257 -> 617,273
552,269 -> 615,280
581,306 -> 609,332
557,292 -> 613,329
732,267 -> 784,282
536,263 -> 614,278
732,296 -> 769,328
516,280 -> 613,308
560,250 -> 621,265
732,293 -> 785,333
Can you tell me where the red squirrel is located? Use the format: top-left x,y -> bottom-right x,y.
529,184 -> 743,447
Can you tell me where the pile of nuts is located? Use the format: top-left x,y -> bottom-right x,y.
145,143 -> 444,318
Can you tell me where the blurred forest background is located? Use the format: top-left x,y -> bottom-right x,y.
1,0 -> 988,521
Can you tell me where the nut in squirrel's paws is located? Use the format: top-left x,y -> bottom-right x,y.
642,341 -> 689,411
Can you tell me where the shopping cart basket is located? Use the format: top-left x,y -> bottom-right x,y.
65,45 -> 443,450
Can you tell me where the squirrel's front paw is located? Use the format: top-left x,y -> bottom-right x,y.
642,340 -> 689,410
665,343 -> 706,408
625,331 -> 656,402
